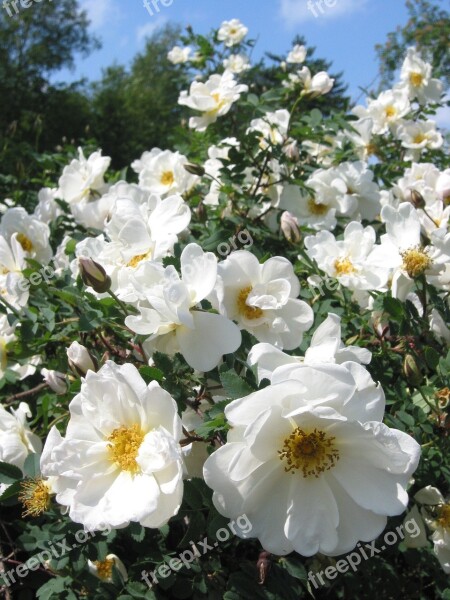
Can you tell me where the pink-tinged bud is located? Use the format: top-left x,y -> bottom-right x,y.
41,368 -> 69,395
281,211 -> 301,243
79,258 -> 111,293
67,341 -> 97,377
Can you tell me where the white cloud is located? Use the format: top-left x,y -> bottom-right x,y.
80,0 -> 112,30
279,0 -> 369,26
136,18 -> 167,44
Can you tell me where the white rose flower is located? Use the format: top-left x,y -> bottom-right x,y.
0,402 -> 41,470
167,46 -> 191,64
304,222 -> 390,293
248,110 -> 290,149
178,71 -> 248,131
398,47 -> 443,104
355,88 -> 411,135
58,147 -> 110,205
369,203 -> 448,299
248,313 -> 372,384
204,362 -> 420,557
212,250 -> 313,350
415,486 -> 450,574
40,361 -> 185,530
125,244 -> 242,372
287,44 -> 307,64
396,120 -> 443,161
280,185 -> 337,231
223,53 -> 250,74
217,19 -> 248,47
0,234 -> 29,309
0,207 -> 52,265
131,148 -> 199,196
33,188 -> 63,224
286,67 -> 334,97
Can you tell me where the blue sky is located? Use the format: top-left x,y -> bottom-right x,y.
57,0 -> 411,102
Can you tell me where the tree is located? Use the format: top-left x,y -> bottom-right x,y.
0,0 -> 99,176
91,25 -> 186,169
376,0 -> 450,89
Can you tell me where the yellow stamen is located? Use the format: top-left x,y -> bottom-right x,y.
237,286 -> 264,320
437,504 -> 450,531
413,134 -> 427,144
401,247 -> 432,278
307,199 -> 329,216
334,257 -> 356,276
19,478 -> 51,517
107,424 -> 145,474
16,233 -> 33,253
278,427 -> 340,478
94,558 -> 115,580
127,250 -> 152,268
409,72 -> 424,87
160,171 -> 175,187
385,106 -> 396,119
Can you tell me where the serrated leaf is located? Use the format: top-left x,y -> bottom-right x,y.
219,370 -> 254,400
0,461 -> 23,484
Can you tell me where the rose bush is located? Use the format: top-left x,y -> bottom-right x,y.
0,18 -> 449,600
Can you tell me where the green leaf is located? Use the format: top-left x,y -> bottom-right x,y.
23,452 -> 41,478
0,461 -> 23,484
139,366 -> 164,383
219,370 -> 254,400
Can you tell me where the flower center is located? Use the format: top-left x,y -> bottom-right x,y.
334,257 -> 356,276
127,250 -> 152,268
409,72 -> 424,87
107,424 -> 145,474
278,427 -> 340,478
237,286 -> 264,320
413,133 -> 427,144
366,143 -> 377,156
307,199 -> 329,216
385,106 -> 396,119
19,478 -> 51,517
16,233 -> 33,253
94,558 -> 114,580
401,247 -> 432,278
160,171 -> 175,186
437,504 -> 450,531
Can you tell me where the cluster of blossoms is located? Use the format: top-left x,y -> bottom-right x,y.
0,19 -> 449,592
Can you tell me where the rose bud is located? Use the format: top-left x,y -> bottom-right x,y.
184,163 -> 205,177
79,258 -> 111,293
403,354 -> 423,387
67,341 -> 97,377
42,368 -> 69,395
281,211 -> 301,243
